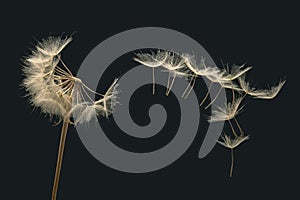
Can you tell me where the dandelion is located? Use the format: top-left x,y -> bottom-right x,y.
22,35 -> 119,200
218,134 -> 249,177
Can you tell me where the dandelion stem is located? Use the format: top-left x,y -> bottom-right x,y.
230,148 -> 234,177
51,120 -> 69,200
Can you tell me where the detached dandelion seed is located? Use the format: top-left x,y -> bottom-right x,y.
180,54 -> 199,99
134,50 -> 168,94
161,52 -> 190,96
208,95 -> 244,123
238,75 -> 286,99
221,64 -> 252,81
132,49 -> 285,178
22,35 -> 119,200
182,56 -> 245,108
218,134 -> 249,177
134,50 -> 191,96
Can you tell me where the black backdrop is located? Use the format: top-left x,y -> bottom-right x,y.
8,1 -> 299,199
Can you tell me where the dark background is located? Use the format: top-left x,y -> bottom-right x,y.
6,1 -> 299,199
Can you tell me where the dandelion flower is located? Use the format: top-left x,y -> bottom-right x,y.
22,35 -> 119,200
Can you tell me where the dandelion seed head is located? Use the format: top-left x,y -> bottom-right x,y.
23,35 -> 120,124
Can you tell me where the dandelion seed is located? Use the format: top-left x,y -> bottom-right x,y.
185,57 -> 240,108
202,66 -> 245,109
238,75 -> 286,99
134,50 -> 168,94
26,51 -> 53,64
217,134 -> 249,177
71,103 -> 96,125
218,134 -> 249,149
208,96 -> 244,123
134,50 -> 168,68
93,79 -> 120,118
180,54 -> 202,99
221,64 -> 252,81
161,52 -> 190,96
183,55 -> 221,78
36,36 -> 72,57
133,49 -> 285,179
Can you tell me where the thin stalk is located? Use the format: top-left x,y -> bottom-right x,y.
166,72 -> 171,95
51,120 -> 69,200
166,75 -> 176,96
59,58 -> 73,76
152,68 -> 155,95
234,117 -> 244,136
230,148 -> 234,177
182,79 -> 192,98
184,76 -> 196,99
228,120 -> 238,137
205,86 -> 222,109
200,82 -> 213,106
